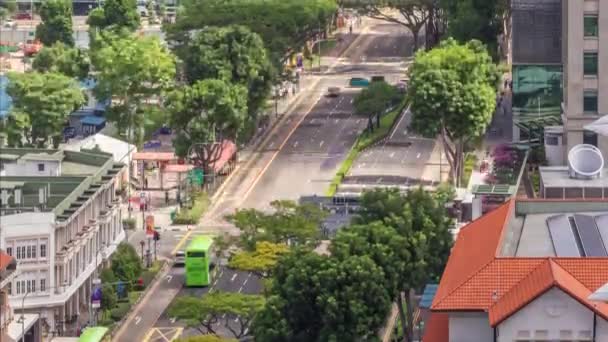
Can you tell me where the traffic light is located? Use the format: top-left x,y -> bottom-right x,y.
153,231 -> 160,241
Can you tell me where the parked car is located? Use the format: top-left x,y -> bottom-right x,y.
174,251 -> 185,266
349,77 -> 370,87
3,20 -> 15,28
370,75 -> 385,83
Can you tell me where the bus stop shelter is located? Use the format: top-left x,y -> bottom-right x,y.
132,152 -> 177,190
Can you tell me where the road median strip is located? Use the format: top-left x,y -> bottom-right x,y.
326,101 -> 408,197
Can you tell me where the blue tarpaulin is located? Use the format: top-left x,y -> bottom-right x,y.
80,116 -> 106,126
0,76 -> 12,119
419,284 -> 438,309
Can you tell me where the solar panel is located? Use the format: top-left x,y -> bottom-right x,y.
546,215 -> 581,257
573,214 -> 607,257
595,214 -> 608,252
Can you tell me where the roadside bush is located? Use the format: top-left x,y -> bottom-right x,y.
122,218 -> 136,230
110,302 -> 131,322
111,243 -> 143,290
141,261 -> 164,287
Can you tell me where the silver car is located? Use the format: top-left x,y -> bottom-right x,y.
174,251 -> 185,267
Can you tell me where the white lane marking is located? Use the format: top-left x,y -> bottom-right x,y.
335,119 -> 339,124
166,275 -> 173,282
350,98 -> 354,104
268,141 -> 275,148
416,153 -> 421,159
238,285 -> 244,293
293,141 -> 299,148
310,118 -> 316,124
134,316 -> 141,325
376,178 -> 383,183
244,328 -> 249,335
319,140 -> 324,147
389,152 -> 395,158
243,277 -> 249,286
230,274 -> 238,282
170,317 -> 177,324
234,316 -> 239,322
356,119 -> 361,124
222,314 -> 226,319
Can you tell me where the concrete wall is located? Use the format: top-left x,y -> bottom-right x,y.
449,312 -> 493,342
564,0 -> 608,156
3,160 -> 60,177
497,288 -> 594,341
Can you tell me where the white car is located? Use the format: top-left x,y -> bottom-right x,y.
3,20 -> 15,28
174,251 -> 185,266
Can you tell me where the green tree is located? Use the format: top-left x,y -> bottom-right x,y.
92,33 -> 175,147
166,78 -> 247,175
439,0 -> 510,58
111,243 -> 143,288
254,249 -> 391,341
175,25 -> 274,119
87,0 -> 140,32
0,1 -> 17,21
227,200 -> 326,251
169,292 -> 265,339
3,72 -> 85,148
354,187 -> 454,341
167,0 -> 338,67
99,267 -> 118,311
342,0 -> 434,51
228,241 -> 289,278
408,38 -> 498,186
35,0 -> 74,47
32,43 -> 90,80
353,81 -> 402,132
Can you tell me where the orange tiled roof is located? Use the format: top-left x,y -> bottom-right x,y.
431,199 -> 608,329
432,200 -> 513,308
421,312 -> 448,342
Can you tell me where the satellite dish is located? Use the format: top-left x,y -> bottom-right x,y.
568,144 -> 604,179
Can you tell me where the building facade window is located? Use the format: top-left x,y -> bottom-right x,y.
584,52 -> 598,76
583,130 -> 598,147
40,278 -> 46,292
584,90 -> 598,113
6,247 -> 12,256
37,163 -> 44,172
584,15 -> 599,37
40,243 -> 46,258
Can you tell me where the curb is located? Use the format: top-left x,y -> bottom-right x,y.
109,261 -> 170,339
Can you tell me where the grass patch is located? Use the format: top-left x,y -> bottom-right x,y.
128,291 -> 143,305
530,168 -> 540,195
461,153 -> 478,187
326,102 -> 406,196
173,191 -> 209,224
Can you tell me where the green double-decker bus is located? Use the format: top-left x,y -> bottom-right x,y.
185,235 -> 213,287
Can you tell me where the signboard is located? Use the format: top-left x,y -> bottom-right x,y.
63,127 -> 76,139
188,169 -> 204,186
146,215 -> 155,238
91,286 -> 102,309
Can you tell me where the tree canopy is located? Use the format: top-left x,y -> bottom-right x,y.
408,38 -> 498,186
111,243 -> 143,289
228,241 -> 289,278
169,292 -> 265,339
342,0 -> 435,51
227,200 -> 326,251
167,0 -> 338,67
35,0 -> 74,47
253,249 -> 390,341
87,0 -> 140,32
3,72 -> 85,148
32,43 -> 90,80
91,33 -> 175,146
176,336 -> 237,342
167,78 -> 247,173
175,25 -> 274,118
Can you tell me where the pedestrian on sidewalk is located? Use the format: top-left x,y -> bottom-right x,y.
349,25 -> 353,34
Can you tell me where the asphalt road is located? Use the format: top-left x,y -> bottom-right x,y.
114,19 -> 413,342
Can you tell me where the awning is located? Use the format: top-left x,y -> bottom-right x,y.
133,152 -> 176,161
80,116 -> 106,126
584,115 -> 608,136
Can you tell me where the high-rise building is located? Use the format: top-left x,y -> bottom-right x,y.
562,0 -> 608,155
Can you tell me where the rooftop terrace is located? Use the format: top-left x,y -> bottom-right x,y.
0,148 -> 124,219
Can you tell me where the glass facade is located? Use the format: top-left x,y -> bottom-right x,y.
584,90 -> 598,113
512,65 -> 563,121
584,52 -> 598,75
584,16 -> 599,37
